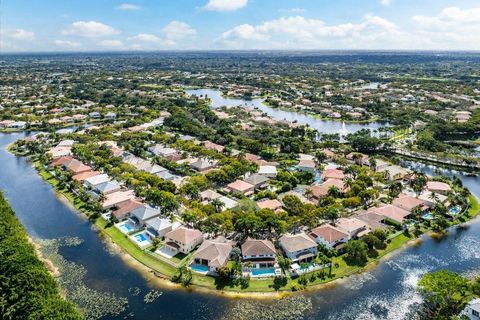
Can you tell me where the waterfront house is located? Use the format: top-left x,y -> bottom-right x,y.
370,204 -> 411,224
241,237 -> 277,269
102,190 -> 136,210
392,195 -> 426,212
335,218 -> 370,238
50,156 -> 73,168
310,224 -> 349,249
425,181 -> 452,195
279,233 -> 318,263
192,236 -> 234,272
131,205 -> 161,226
92,180 -> 121,196
163,226 -> 204,255
84,174 -> 110,189
355,211 -> 388,231
63,159 -> 92,175
72,170 -> 101,182
47,146 -> 72,159
226,180 -> 255,196
460,298 -> 480,320
418,191 -> 449,208
112,199 -> 144,221
145,217 -> 179,239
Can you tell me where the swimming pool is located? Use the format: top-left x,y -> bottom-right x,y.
119,222 -> 135,233
449,207 -> 460,215
422,213 -> 434,220
251,268 -> 276,277
134,233 -> 148,242
191,264 -> 209,273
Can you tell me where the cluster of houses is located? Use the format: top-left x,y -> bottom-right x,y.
42,117 -> 461,280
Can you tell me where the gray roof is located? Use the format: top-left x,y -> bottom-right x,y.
145,217 -> 173,231
279,233 -> 317,253
132,205 -> 161,222
94,180 -> 121,194
243,173 -> 270,186
156,170 -> 177,181
242,237 -> 276,257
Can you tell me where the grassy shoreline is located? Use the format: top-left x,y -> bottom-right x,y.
30,161 -> 475,296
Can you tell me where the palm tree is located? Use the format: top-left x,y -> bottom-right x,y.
304,188 -> 313,200
429,192 -> 440,205
211,198 -> 224,213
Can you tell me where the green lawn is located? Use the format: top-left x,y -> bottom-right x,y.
467,194 -> 480,218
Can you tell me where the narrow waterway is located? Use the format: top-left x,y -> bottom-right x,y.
187,89 -> 388,136
1,131 -> 479,320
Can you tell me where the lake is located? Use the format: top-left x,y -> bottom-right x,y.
186,88 -> 388,136
1,131 -> 479,320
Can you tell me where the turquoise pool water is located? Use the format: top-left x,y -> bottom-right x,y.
449,207 -> 460,215
422,213 -> 434,220
251,268 -> 276,277
120,222 -> 134,233
191,264 -> 209,273
134,233 -> 148,242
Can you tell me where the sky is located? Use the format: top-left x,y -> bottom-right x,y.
1,0 -> 480,52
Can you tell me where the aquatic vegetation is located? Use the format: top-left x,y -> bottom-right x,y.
128,286 -> 141,296
223,296 -> 313,320
143,289 -> 163,303
38,237 -> 128,320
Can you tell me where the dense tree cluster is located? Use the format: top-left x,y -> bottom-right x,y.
0,192 -> 82,319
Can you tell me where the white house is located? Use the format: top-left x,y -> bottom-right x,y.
460,298 -> 480,320
279,233 -> 318,263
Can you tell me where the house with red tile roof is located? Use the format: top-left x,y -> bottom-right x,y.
310,224 -> 349,249
72,170 -> 101,182
392,195 -> 426,212
370,204 -> 411,224
226,180 -> 255,196
426,181 -> 452,195
164,227 -> 204,255
321,168 -> 345,181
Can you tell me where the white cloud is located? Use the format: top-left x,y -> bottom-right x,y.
220,15 -> 404,49
161,21 -> 197,40
127,33 -> 175,50
204,0 -> 247,11
128,33 -> 161,43
53,40 -> 81,48
117,3 -> 141,10
98,39 -> 123,47
9,29 -> 35,41
279,8 -> 306,13
411,7 -> 480,50
63,21 -> 119,38
380,0 -> 393,6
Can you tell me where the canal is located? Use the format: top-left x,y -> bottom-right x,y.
1,131 -> 479,320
